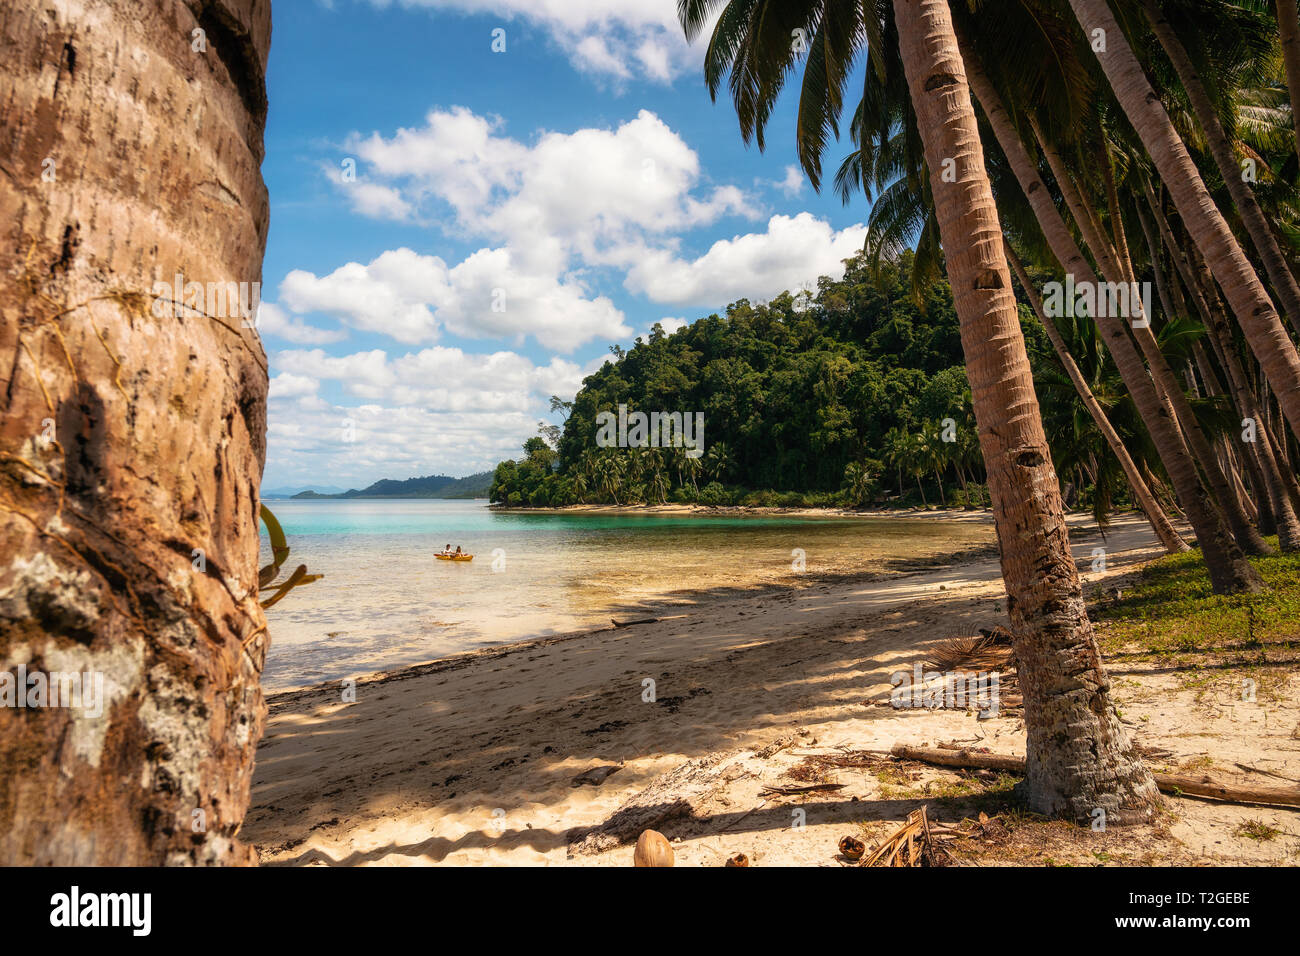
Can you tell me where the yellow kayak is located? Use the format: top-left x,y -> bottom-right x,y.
436,553 -> 473,561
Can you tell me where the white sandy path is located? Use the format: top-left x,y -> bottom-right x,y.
242,513 -> 1298,866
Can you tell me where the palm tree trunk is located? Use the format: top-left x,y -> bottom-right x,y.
1277,0 -> 1300,162
1143,188 -> 1300,549
1144,0 -> 1300,338
958,35 -> 1258,591
892,0 -> 1159,824
1096,151 -> 1269,554
0,0 -> 271,864
1006,243 -> 1188,553
1034,125 -> 1268,556
1069,0 -> 1300,447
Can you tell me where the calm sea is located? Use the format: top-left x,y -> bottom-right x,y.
256,499 -> 993,691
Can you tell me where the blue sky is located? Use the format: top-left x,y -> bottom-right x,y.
258,0 -> 871,491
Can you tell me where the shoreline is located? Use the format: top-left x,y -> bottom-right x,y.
240,511 -> 1300,867
486,501 -> 996,519
261,534 -> 1004,700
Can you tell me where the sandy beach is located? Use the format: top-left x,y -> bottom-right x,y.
243,512 -> 1300,866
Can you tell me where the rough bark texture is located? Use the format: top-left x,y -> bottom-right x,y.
0,0 -> 271,864
1070,0 -> 1300,447
1004,242 -> 1188,554
1278,0 -> 1300,163
1144,0 -> 1300,339
958,33 -> 1257,592
891,0 -> 1159,824
1141,195 -> 1300,551
1030,123 -> 1261,591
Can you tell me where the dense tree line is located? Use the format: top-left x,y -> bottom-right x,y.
490,249 -> 1183,514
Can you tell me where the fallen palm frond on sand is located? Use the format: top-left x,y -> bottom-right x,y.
858,807 -> 954,867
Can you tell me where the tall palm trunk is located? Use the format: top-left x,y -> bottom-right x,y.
891,0 -> 1159,823
0,0 -> 272,864
1277,0 -> 1300,162
1144,0 -> 1300,338
1034,126 -> 1268,556
1141,192 -> 1300,550
1069,0 -> 1300,447
1005,243 -> 1189,553
1087,146 -> 1268,554
957,34 -> 1259,592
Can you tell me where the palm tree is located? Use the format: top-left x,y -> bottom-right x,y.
1143,0 -> 1300,339
681,0 -> 1159,822
595,452 -> 625,505
1275,0 -> 1300,159
917,422 -> 949,507
951,25 -> 1258,592
843,461 -> 874,506
1005,242 -> 1189,552
1068,0 -> 1300,447
0,2 -> 271,863
703,440 -> 733,483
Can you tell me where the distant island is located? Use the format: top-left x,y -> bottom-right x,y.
274,471 -> 494,500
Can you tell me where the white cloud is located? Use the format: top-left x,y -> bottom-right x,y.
773,165 -> 805,197
262,344 -> 605,486
256,302 -> 349,345
268,372 -> 320,400
624,213 -> 867,306
344,108 -> 756,264
365,0 -> 715,85
277,247 -> 630,351
273,345 -> 598,414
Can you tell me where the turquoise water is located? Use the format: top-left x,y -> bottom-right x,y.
257,499 -> 992,691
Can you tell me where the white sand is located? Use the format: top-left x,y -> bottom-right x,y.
243,513 -> 1300,866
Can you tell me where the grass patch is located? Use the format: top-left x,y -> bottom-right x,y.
1092,545 -> 1300,656
1234,819 -> 1282,842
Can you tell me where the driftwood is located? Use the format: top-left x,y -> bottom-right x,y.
761,783 -> 846,796
611,617 -> 659,628
890,744 -> 1300,809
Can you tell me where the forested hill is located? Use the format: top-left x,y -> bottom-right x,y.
491,252 -> 1088,510
293,471 -> 494,499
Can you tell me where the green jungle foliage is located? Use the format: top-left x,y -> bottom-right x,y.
491,251 -> 1180,516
